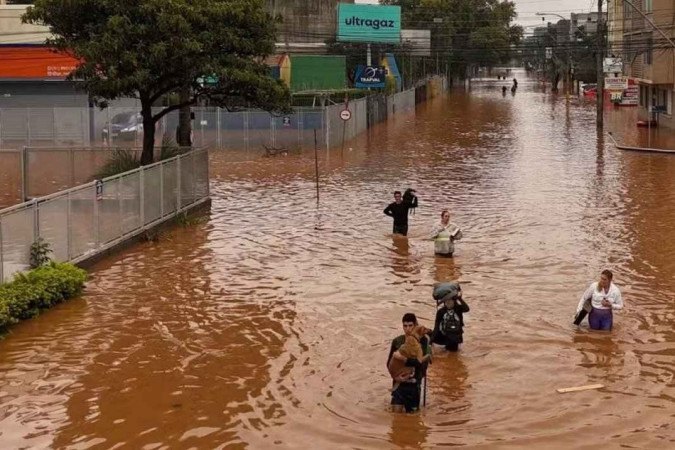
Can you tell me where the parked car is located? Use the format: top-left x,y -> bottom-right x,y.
581,83 -> 597,97
102,112 -> 143,142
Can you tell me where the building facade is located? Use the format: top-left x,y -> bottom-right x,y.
621,0 -> 674,128
267,0 -> 353,53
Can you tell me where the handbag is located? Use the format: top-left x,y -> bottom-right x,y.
573,297 -> 592,325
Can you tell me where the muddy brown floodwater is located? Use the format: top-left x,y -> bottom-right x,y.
1,73 -> 674,449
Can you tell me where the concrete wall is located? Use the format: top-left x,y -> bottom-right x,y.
0,4 -> 50,44
0,81 -> 88,107
268,0 -> 353,47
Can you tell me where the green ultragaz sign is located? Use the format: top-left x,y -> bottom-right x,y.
337,4 -> 401,44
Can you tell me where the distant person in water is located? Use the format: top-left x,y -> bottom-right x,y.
576,269 -> 623,331
502,86 -> 508,95
384,189 -> 418,236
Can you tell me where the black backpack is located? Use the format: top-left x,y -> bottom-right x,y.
403,188 -> 417,214
440,309 -> 461,336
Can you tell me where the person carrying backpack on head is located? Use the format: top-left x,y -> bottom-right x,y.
431,284 -> 470,352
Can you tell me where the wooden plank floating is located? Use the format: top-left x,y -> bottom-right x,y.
556,384 -> 604,394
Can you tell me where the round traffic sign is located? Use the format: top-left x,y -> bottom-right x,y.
340,109 -> 352,121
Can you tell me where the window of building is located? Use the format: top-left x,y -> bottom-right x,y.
656,89 -> 671,114
644,38 -> 653,65
639,86 -> 647,107
668,90 -> 673,115
645,0 -> 653,13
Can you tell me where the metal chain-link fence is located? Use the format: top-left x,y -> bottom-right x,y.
0,148 -> 209,283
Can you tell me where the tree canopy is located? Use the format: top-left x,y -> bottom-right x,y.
381,0 -> 523,76
24,0 -> 291,164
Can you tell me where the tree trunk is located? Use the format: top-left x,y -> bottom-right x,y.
176,85 -> 192,147
552,73 -> 560,92
140,103 -> 155,165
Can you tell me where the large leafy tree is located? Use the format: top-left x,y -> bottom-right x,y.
24,0 -> 290,164
381,0 -> 523,77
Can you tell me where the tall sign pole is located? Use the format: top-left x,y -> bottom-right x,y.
596,0 -> 604,129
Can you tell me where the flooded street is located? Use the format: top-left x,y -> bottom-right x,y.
1,75 -> 674,448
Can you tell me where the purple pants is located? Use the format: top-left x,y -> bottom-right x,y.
588,307 -> 613,331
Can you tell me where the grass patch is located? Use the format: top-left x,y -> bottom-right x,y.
0,262 -> 88,332
92,149 -> 141,180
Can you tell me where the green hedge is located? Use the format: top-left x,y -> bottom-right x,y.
0,263 -> 87,331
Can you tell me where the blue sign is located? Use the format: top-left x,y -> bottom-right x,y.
355,65 -> 386,88
337,4 -> 401,44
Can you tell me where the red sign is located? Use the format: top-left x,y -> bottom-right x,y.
0,46 -> 79,79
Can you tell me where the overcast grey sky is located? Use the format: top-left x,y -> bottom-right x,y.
354,0 -> 601,35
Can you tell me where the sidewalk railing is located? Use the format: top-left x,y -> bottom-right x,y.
0,147 -> 209,283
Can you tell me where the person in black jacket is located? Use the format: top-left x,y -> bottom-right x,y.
431,292 -> 470,352
384,190 -> 418,236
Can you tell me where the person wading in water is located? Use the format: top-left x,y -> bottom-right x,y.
386,313 -> 431,413
431,210 -> 462,257
384,189 -> 418,236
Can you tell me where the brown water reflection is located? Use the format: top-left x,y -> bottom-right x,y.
1,73 -> 674,448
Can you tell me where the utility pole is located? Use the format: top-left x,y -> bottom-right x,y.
596,0 -> 604,129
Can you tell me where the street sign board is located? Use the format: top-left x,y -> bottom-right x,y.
621,85 -> 638,106
95,180 -> 103,201
340,109 -> 352,121
603,57 -> 623,73
354,65 -> 386,88
337,4 -> 401,44
401,29 -> 431,56
605,77 -> 628,90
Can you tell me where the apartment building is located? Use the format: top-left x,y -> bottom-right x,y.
620,0 -> 675,128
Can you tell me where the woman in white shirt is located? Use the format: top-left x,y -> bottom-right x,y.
431,210 -> 462,257
576,269 -> 623,330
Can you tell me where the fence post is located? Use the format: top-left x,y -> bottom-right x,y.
270,114 -> 275,148
139,168 -> 145,227
106,107 -> 111,147
26,108 -> 31,147
244,110 -> 250,153
177,156 -> 182,210
200,108 -> 205,147
20,146 -> 27,201
70,148 -> 75,187
217,107 -> 221,149
33,198 -> 39,242
297,110 -> 303,150
94,182 -> 100,248
205,149 -> 210,197
160,162 -> 165,217
118,177 -> 123,235
324,106 -> 330,152
191,149 -> 196,204
66,191 -> 72,260
81,108 -> 87,145
52,107 -> 57,146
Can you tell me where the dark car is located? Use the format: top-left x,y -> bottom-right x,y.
102,112 -> 143,142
